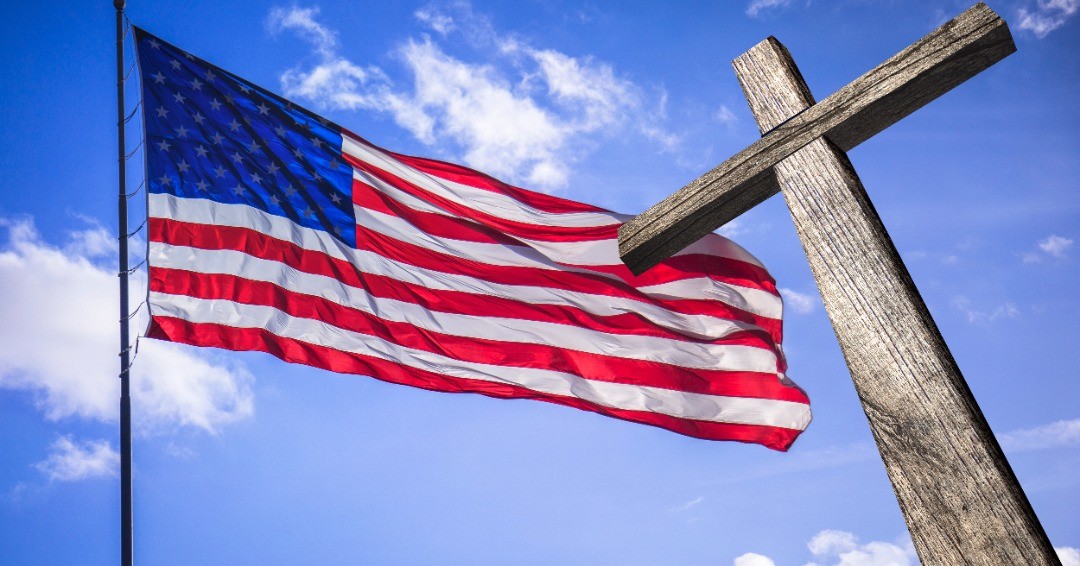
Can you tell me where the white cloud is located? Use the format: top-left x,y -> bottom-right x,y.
746,0 -> 792,18
0,217 -> 254,434
1017,0 -> 1078,38
733,552 -> 776,566
269,3 -> 676,191
1039,234 -> 1073,256
1039,234 -> 1073,257
807,530 -> 916,566
737,530 -> 916,566
1023,234 -> 1073,263
279,59 -> 391,114
950,295 -> 1019,323
35,436 -> 119,482
268,6 -> 392,116
63,216 -> 120,259
523,47 -> 636,129
1000,418 -> 1080,452
780,287 -> 817,314
808,530 -> 859,555
397,38 -> 571,188
1058,546 -> 1080,566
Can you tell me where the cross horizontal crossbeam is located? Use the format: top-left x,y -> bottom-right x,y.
617,3 -> 1014,274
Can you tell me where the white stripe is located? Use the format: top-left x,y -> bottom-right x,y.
152,292 -> 811,430
150,193 -> 783,319
342,136 -> 766,269
150,243 -> 780,372
672,233 -> 767,269
151,200 -> 768,341
351,169 -> 766,269
151,237 -> 761,341
353,171 -> 617,267
342,134 -> 627,228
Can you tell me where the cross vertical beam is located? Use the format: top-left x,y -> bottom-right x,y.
733,37 -> 1057,564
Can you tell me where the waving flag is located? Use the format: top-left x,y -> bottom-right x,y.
135,27 -> 811,450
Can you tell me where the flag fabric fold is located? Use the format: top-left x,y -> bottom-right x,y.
134,27 -> 811,450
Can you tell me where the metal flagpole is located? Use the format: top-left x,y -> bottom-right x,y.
114,1 -> 134,565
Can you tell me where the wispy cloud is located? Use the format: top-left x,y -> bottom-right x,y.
1017,0 -> 1078,38
1023,234 -> 1073,263
267,2 -> 677,191
35,436 -> 118,482
707,442 -> 877,485
950,295 -> 1019,324
716,219 -> 745,239
905,249 -> 960,265
267,6 -> 337,58
779,287 -> 817,315
714,104 -> 739,131
1000,418 -> 1080,452
414,5 -> 455,35
746,0 -> 791,18
705,417 -> 1077,489
266,7 -> 393,115
714,105 -> 737,125
0,217 -> 254,434
670,495 -> 704,513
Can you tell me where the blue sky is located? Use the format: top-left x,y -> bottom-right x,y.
0,0 -> 1077,564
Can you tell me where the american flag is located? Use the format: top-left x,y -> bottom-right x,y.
135,27 -> 811,451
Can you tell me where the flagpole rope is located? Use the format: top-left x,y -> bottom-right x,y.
123,138 -> 142,160
120,301 -> 145,321
124,180 -> 144,199
124,217 -> 147,239
129,337 -> 140,368
122,256 -> 147,274
123,100 -> 141,123
118,337 -> 141,375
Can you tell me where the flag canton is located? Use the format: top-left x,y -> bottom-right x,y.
134,27 -> 355,245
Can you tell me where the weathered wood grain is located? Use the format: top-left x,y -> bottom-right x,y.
734,37 -> 1058,565
618,3 -> 1015,274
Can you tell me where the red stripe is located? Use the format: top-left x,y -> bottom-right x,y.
341,129 -> 609,215
151,267 -> 807,403
149,248 -> 775,348
148,315 -> 803,451
352,223 -> 785,341
590,254 -> 778,295
149,217 -> 783,340
353,178 -> 779,295
354,179 -> 520,245
345,152 -> 618,242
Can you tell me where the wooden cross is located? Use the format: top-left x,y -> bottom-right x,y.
619,4 -> 1059,564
